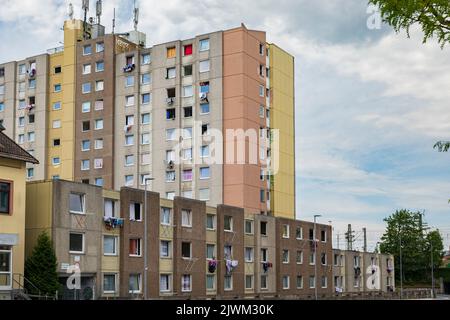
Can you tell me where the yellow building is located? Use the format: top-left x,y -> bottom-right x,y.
46,20 -> 83,180
0,124 -> 38,299
269,44 -> 296,219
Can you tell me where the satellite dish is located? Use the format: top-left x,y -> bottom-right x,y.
68,3 -> 74,20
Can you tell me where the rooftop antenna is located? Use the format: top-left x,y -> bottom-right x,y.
133,0 -> 139,31
112,8 -> 116,34
68,3 -> 74,20
96,0 -> 102,24
82,0 -> 90,40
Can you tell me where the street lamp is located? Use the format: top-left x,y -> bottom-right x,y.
398,225 -> 403,299
313,214 -> 322,301
143,177 -> 155,300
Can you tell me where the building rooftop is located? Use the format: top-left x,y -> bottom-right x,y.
0,124 -> 39,164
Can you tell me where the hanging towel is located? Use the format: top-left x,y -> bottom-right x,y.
225,259 -> 233,274
231,260 -> 238,268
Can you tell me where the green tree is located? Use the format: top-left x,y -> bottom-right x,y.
425,230 -> 444,271
24,232 -> 60,296
368,0 -> 450,48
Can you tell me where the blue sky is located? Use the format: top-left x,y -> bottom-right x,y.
1,0 -> 449,250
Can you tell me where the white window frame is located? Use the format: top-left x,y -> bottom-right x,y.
69,232 -> 85,254
181,209 -> 192,228
103,235 -> 118,256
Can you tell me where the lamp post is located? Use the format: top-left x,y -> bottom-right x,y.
398,225 -> 403,300
431,241 -> 434,298
143,177 -> 154,300
313,214 -> 322,300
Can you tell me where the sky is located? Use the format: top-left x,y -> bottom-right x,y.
1,0 -> 450,251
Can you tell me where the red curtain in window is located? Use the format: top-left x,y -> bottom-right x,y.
129,239 -> 137,255
184,45 -> 193,56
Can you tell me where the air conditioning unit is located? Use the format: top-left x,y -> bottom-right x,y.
166,97 -> 174,105
199,92 -> 208,101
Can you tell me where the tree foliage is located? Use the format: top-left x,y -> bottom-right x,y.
433,140 -> 450,152
369,0 -> 450,48
24,232 -> 60,296
380,209 -> 444,283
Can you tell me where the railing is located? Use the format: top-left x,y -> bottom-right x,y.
47,46 -> 64,55
12,273 -> 57,300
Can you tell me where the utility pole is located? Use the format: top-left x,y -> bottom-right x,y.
431,241 -> 435,298
363,228 -> 367,253
399,226 -> 403,299
143,177 -> 155,300
313,215 -> 322,301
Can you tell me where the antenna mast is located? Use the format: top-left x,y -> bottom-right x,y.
96,0 -> 102,24
133,0 -> 139,31
112,8 -> 116,34
82,0 -> 90,40
68,3 -> 74,20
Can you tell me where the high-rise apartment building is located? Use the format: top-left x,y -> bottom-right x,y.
0,16 -> 295,218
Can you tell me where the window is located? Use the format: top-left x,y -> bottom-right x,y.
52,120 -> 61,129
321,276 -> 328,288
206,214 -> 215,230
125,155 -> 134,166
259,85 -> 264,97
82,101 -> 91,113
104,199 -> 116,218
180,169 -> 192,182
95,80 -> 104,91
141,53 -> 151,65
309,276 -> 316,289
321,253 -> 327,266
184,44 -> 193,56
259,64 -> 265,77
199,60 -> 210,73
261,248 -> 268,262
183,86 -> 193,98
297,276 -> 303,289
160,274 -> 171,292
181,210 -> 192,227
296,251 -> 303,264
353,256 -> 360,267
18,64 -> 26,74
141,73 -> 151,85
27,168 -> 34,179
199,167 -> 210,180
129,202 -> 142,221
53,102 -> 61,110
166,192 -> 175,200
125,175 -> 134,186
125,115 -> 134,126
18,134 -> 24,144
206,275 -> 215,290
141,113 -> 151,125
83,45 -> 92,55
96,42 -> 104,53
92,158 -> 102,169
52,157 -> 60,166
126,55 -> 135,66
167,47 -> 176,59
200,103 -> 210,114
129,274 -> 141,293
161,207 -> 171,225
18,100 -> 26,109
166,108 -> 176,120
261,275 -> 268,290
129,239 -> 142,256
167,87 -> 176,98
223,216 -> 233,232
103,236 -> 117,256
125,135 -> 134,146
260,221 -> 267,236
125,75 -> 134,87
224,275 -> 233,291
201,124 -> 210,135
54,84 -> 62,92
245,275 -> 253,290
82,64 -> 91,75
165,128 -> 176,141
54,66 -> 62,74
309,228 -> 314,240
69,233 -> 84,253
160,240 -> 171,258
166,67 -> 176,79
309,253 -> 315,265
95,119 -> 103,130
0,67 -> 3,77
141,133 -> 150,145
165,171 -> 175,182
199,188 -> 210,201
0,102 -> 4,112
181,275 -> 191,292
260,189 -> 265,202
96,61 -> 104,72
259,105 -> 265,118
206,244 -> 215,260
53,139 -> 60,147
82,82 -> 91,94
200,145 -> 209,158
0,182 -> 11,214
18,117 -> 25,127
296,227 -> 303,239
95,139 -> 103,150
282,276 -> 290,289
282,225 -> 290,238
125,95 -> 135,106
259,43 -> 264,55
181,242 -> 192,258
142,93 -> 151,104
245,220 -> 253,234
321,230 -> 327,242
69,193 -> 85,214
0,86 -> 4,95
103,274 -> 116,293
199,39 -> 210,51
183,65 -> 193,76
28,79 -> 36,89
245,247 -> 254,262
95,178 -> 103,187
183,127 -> 192,139
200,81 -> 210,93
282,250 -> 289,264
